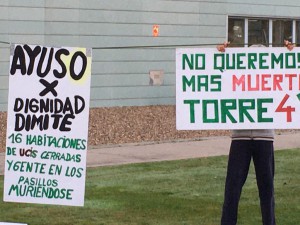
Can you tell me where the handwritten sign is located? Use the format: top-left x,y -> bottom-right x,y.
0,223 -> 27,225
176,47 -> 300,130
4,44 -> 92,206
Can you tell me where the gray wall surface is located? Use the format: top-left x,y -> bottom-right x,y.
1,0 -> 300,110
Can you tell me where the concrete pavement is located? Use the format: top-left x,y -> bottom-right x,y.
86,131 -> 300,167
1,131 -> 300,175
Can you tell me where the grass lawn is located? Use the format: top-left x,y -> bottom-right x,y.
0,148 -> 299,225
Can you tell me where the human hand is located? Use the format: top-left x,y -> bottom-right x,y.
284,40 -> 294,51
217,41 -> 230,52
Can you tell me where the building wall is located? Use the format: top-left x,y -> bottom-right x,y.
0,0 -> 300,111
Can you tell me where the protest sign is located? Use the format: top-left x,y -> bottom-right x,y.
176,47 -> 300,130
4,44 -> 92,206
0,223 -> 27,225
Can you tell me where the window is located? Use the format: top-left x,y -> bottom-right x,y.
272,20 -> 292,46
248,19 -> 269,47
228,18 -> 245,47
228,17 -> 299,47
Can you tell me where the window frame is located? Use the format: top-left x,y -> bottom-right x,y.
227,16 -> 300,47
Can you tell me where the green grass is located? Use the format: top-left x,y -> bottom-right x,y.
0,148 -> 300,225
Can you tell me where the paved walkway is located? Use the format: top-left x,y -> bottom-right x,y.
1,132 -> 300,175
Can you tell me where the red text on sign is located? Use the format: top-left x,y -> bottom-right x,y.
232,74 -> 300,91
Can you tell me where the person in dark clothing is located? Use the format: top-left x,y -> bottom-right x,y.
218,40 -> 294,225
221,129 -> 275,225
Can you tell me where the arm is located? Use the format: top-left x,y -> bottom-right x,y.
217,40 -> 294,52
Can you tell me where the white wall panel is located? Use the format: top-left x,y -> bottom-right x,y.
1,0 -> 300,110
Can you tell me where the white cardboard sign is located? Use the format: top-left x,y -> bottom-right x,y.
176,47 -> 300,130
0,223 -> 27,225
4,44 -> 92,206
